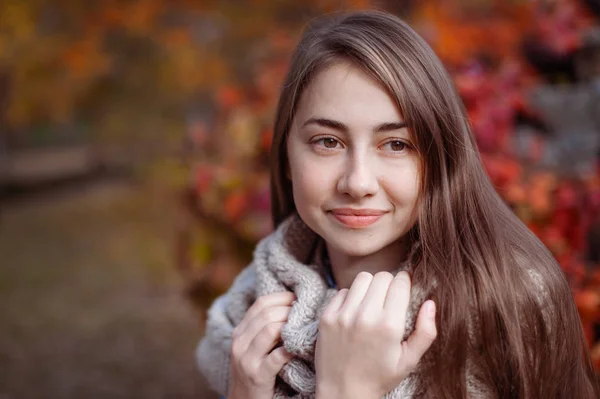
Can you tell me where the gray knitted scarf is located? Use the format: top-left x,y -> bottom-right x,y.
196,213 -> 432,398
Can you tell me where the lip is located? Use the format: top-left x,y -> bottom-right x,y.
329,208 -> 387,228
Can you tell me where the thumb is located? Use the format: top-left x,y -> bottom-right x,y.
400,300 -> 437,371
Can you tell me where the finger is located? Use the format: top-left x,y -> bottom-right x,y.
359,272 -> 394,312
235,306 -> 292,353
338,272 -> 373,314
246,321 -> 286,361
322,288 -> 349,317
244,292 -> 296,324
262,346 -> 294,376
383,271 -> 412,327
400,300 -> 437,371
234,292 -> 295,339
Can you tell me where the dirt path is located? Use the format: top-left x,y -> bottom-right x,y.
0,179 -> 217,399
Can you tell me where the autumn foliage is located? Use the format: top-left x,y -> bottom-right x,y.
176,0 -> 600,372
5,0 -> 594,373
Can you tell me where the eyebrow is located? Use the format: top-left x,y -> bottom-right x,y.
301,117 -> 408,133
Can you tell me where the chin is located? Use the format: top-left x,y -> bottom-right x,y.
301,213 -> 391,256
325,233 -> 388,257
336,245 -> 380,258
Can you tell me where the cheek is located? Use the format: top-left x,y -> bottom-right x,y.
381,164 -> 421,206
288,144 -> 329,207
291,164 -> 333,208
287,136 -> 344,201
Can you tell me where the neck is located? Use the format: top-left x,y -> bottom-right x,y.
325,238 -> 410,289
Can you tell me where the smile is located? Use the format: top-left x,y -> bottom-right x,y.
329,208 -> 387,228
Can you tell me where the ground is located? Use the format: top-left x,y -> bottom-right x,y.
0,177 -> 218,399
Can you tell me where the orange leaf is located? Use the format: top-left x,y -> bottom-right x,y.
224,191 -> 247,222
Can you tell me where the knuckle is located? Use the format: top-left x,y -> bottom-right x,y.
422,325 -> 438,341
269,347 -> 286,363
231,326 -> 243,340
254,295 -> 269,309
336,312 -> 353,328
319,313 -> 335,329
261,307 -> 279,322
265,322 -> 281,338
230,340 -> 244,360
240,357 -> 258,374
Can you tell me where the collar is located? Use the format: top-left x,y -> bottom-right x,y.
314,237 -> 337,289
321,246 -> 337,289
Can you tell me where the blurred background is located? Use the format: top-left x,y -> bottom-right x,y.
0,0 -> 599,397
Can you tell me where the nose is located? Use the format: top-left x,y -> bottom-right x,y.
336,152 -> 379,199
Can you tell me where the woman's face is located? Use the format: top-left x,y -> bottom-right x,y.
287,61 -> 421,257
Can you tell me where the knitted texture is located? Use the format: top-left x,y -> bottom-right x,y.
196,212 -> 433,398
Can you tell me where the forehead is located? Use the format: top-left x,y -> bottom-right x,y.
294,61 -> 404,126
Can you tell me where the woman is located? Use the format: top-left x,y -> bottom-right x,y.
197,10 -> 599,398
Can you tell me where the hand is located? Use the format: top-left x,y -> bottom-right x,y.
227,291 -> 296,399
315,271 -> 437,399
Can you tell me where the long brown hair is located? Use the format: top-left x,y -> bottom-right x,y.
269,9 -> 599,398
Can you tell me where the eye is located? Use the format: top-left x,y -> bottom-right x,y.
382,140 -> 409,152
313,137 -> 341,149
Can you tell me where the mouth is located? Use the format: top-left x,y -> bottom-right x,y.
329,208 -> 387,228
